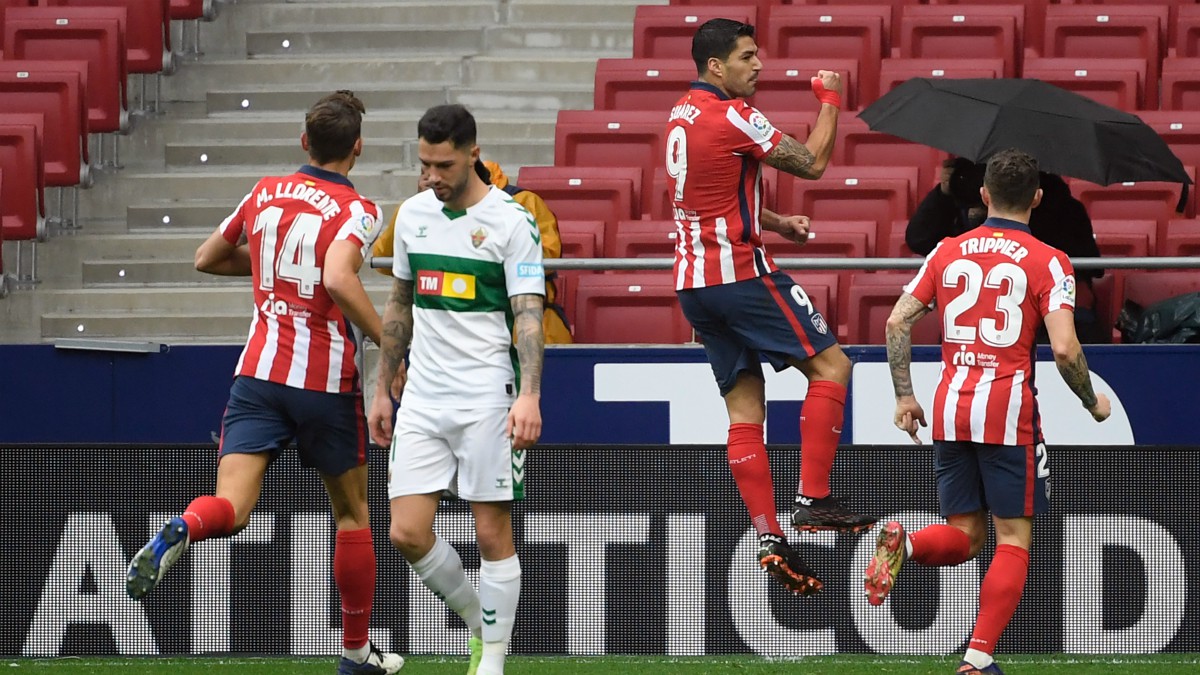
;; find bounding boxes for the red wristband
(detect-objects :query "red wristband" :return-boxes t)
[811,77,842,109]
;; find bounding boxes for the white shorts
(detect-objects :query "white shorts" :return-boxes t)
[387,404,525,502]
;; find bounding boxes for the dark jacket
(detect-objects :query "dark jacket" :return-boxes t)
[906,174,1103,281]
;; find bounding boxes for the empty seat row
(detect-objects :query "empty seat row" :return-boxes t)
[641,3,1200,109]
[563,266,1200,345]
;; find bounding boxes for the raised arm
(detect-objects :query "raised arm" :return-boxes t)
[761,71,840,180]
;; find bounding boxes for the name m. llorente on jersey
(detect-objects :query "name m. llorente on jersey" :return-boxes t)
[391,186,545,408]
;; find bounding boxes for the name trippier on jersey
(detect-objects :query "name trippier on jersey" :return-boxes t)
[254,181,342,221]
[959,235,1029,262]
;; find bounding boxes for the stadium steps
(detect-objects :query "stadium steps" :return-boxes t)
[5,0,667,343]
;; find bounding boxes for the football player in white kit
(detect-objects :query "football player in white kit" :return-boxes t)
[368,104,544,675]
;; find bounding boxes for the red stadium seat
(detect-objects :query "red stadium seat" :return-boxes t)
[884,220,920,258]
[877,57,1005,96]
[1071,0,1180,49]
[1042,5,1163,107]
[1069,173,1194,246]
[169,0,210,21]
[764,4,887,103]
[554,110,665,213]
[1179,5,1200,57]
[669,0,774,39]
[778,166,917,247]
[594,59,696,111]
[762,111,812,141]
[751,58,859,112]
[764,219,876,258]
[573,272,692,344]
[925,0,1050,58]
[4,7,128,133]
[0,1,35,48]
[516,166,640,257]
[633,5,757,59]
[558,220,604,260]
[0,60,88,187]
[612,219,677,258]
[793,0,909,51]
[1122,272,1200,327]
[1089,219,1155,258]
[0,113,45,241]
[1020,57,1144,111]
[1134,110,1200,170]
[899,4,1023,77]
[1161,218,1200,257]
[843,271,941,345]
[835,115,947,192]
[1161,58,1200,112]
[40,0,171,74]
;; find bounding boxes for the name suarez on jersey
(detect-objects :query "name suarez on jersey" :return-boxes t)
[255,181,343,221]
[669,102,702,124]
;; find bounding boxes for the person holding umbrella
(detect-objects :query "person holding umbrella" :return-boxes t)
[866,149,1112,675]
[905,158,1106,342]
[665,17,875,597]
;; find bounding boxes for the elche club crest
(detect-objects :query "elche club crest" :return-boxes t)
[471,227,488,248]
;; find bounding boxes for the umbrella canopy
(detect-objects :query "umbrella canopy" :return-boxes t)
[858,78,1192,189]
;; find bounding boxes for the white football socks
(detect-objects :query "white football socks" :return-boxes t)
[478,554,521,674]
[411,535,483,637]
[964,648,995,668]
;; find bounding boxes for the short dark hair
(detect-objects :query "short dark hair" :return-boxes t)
[305,90,365,164]
[417,104,477,149]
[984,149,1041,212]
[691,18,755,74]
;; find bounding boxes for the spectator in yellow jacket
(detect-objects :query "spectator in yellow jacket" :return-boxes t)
[373,160,573,344]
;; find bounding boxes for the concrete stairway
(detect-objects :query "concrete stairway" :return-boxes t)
[1,0,664,343]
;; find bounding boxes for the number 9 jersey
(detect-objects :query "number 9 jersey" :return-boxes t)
[903,219,1076,446]
[218,165,383,394]
[666,82,782,290]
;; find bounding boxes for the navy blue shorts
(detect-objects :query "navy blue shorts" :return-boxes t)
[219,376,367,477]
[677,271,839,395]
[934,440,1050,519]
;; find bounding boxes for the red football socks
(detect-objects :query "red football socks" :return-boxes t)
[798,380,847,499]
[908,524,973,566]
[334,528,376,650]
[970,544,1031,655]
[727,423,783,537]
[180,495,235,542]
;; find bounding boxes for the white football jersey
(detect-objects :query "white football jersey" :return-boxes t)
[393,186,545,408]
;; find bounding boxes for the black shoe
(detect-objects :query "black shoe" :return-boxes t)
[336,642,405,674]
[791,494,877,533]
[757,533,823,596]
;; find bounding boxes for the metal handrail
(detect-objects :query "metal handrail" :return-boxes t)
[370,256,1200,271]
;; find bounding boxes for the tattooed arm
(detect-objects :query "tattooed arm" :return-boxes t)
[511,293,545,396]
[375,278,414,397]
[508,293,545,449]
[885,292,933,443]
[885,293,933,398]
[1045,309,1110,421]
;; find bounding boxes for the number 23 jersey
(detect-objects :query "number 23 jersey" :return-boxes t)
[904,220,1076,446]
[219,165,382,394]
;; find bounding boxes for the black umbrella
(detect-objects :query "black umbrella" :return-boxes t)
[858,77,1191,209]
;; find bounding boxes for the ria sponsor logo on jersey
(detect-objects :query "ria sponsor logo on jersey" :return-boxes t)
[951,345,1000,368]
[417,270,476,299]
[258,292,312,318]
[959,234,1030,262]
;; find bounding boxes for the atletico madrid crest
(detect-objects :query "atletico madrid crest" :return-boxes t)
[471,227,488,248]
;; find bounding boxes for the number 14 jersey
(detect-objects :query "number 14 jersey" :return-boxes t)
[903,219,1076,446]
[219,165,382,394]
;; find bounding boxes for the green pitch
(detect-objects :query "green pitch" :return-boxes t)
[7,655,1200,675]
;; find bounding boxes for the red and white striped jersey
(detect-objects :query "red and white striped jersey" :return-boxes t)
[219,165,382,394]
[904,219,1076,445]
[666,82,781,290]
